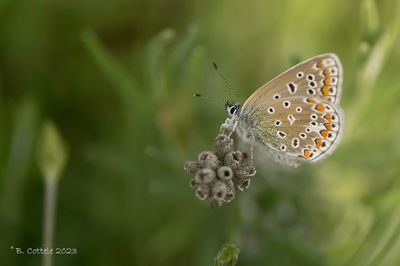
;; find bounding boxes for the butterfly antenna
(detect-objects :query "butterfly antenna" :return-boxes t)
[193,93,227,103]
[212,62,237,101]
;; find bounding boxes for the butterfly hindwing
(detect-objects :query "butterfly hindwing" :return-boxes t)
[247,96,344,163]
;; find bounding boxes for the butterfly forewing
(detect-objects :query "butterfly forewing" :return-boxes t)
[242,53,343,111]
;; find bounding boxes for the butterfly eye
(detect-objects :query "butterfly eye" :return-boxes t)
[227,104,240,116]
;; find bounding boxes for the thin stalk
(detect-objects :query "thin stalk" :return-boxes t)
[42,177,59,266]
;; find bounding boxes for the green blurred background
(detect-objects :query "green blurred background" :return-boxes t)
[1,0,400,265]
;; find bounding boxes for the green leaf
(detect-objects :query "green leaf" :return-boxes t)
[81,30,143,113]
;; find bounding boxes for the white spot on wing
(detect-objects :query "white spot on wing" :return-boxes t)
[323,58,335,66]
[277,131,286,138]
[283,100,291,108]
[292,138,299,148]
[307,88,316,95]
[288,114,296,125]
[287,83,296,94]
[310,114,318,120]
[299,133,307,139]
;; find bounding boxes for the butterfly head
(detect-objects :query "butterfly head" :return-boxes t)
[225,101,241,117]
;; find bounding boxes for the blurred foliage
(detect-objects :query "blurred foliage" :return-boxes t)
[214,243,240,266]
[1,0,400,265]
[37,120,68,182]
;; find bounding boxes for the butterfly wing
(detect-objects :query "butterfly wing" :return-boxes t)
[240,53,344,165]
[242,53,343,110]
[247,96,344,163]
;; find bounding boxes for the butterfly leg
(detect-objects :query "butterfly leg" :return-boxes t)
[220,118,234,134]
[227,121,238,138]
[250,134,255,167]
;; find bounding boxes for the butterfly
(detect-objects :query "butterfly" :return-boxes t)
[220,53,344,167]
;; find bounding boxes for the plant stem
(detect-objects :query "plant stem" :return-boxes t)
[42,177,59,266]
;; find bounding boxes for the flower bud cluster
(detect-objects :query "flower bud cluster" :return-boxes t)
[184,134,256,206]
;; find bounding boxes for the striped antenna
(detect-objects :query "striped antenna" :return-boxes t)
[193,93,227,103]
[212,62,237,101]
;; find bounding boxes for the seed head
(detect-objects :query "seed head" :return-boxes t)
[184,133,257,206]
[194,168,216,184]
[217,166,233,181]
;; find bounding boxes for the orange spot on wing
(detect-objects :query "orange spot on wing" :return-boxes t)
[324,77,332,85]
[303,149,311,158]
[321,86,330,95]
[315,103,325,112]
[322,96,331,102]
[324,114,332,121]
[314,138,322,149]
[323,69,331,76]
[316,61,323,68]
[320,130,329,138]
[324,123,332,130]
[306,98,316,103]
